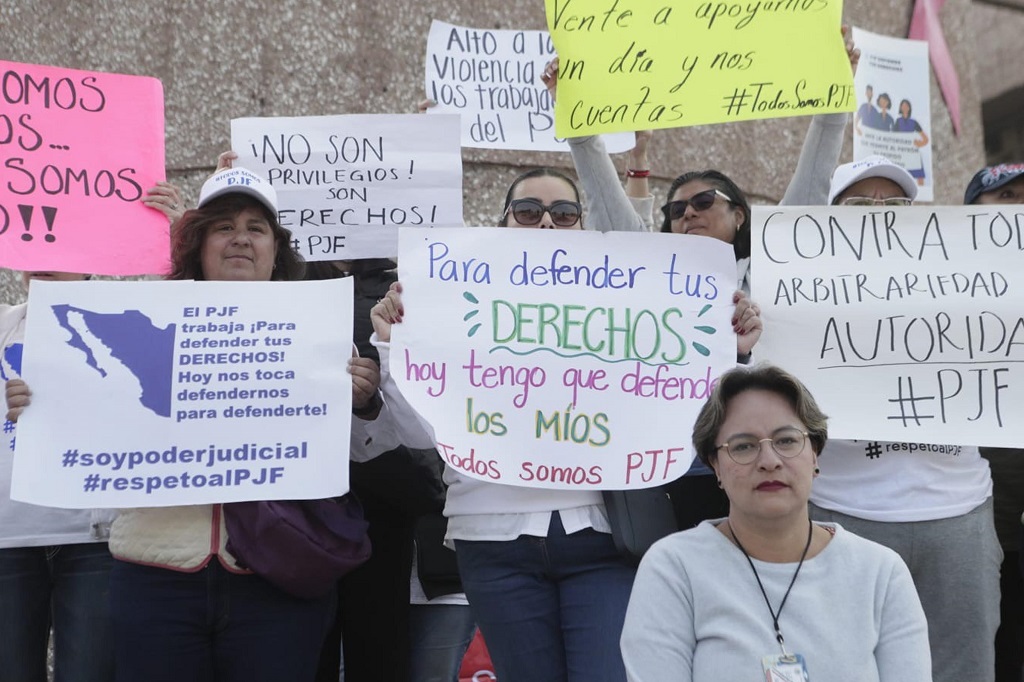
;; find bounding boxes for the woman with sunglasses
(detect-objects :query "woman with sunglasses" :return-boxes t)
[544,27,858,535]
[368,162,654,682]
[620,364,931,681]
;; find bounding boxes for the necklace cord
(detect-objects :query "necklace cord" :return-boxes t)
[727,518,814,652]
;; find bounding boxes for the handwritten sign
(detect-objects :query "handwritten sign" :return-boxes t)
[544,0,855,136]
[12,279,353,508]
[425,20,634,152]
[231,114,463,261]
[0,61,167,275]
[392,227,737,490]
[851,28,933,202]
[751,205,1024,446]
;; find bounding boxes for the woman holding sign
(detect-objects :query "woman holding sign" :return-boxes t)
[6,167,389,682]
[620,364,931,681]
[542,26,859,538]
[366,165,716,682]
[806,157,1001,682]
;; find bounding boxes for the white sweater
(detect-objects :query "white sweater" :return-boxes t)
[621,521,931,682]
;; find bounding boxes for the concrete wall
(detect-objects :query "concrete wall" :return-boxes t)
[0,0,989,303]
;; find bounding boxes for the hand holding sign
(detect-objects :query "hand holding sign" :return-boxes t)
[5,378,30,423]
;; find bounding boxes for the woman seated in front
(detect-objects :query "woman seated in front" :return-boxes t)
[620,364,931,682]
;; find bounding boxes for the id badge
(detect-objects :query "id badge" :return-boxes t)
[762,653,809,682]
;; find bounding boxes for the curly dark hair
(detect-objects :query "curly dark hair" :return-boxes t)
[499,168,582,227]
[659,170,752,260]
[168,194,304,281]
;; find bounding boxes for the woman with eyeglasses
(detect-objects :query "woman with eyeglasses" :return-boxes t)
[498,168,588,230]
[367,159,652,681]
[620,364,931,682]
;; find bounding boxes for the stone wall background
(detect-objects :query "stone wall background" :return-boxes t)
[0,0,1005,304]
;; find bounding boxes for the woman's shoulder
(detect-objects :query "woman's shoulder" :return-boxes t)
[644,519,728,562]
[825,522,908,571]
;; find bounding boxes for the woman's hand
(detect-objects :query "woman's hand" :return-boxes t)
[5,379,31,423]
[349,352,381,418]
[370,281,404,343]
[842,24,860,75]
[215,150,238,174]
[541,57,559,101]
[733,290,763,357]
[416,98,436,113]
[142,181,185,223]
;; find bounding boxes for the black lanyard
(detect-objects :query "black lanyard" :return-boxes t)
[727,519,813,655]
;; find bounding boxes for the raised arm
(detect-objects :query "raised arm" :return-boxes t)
[542,58,647,234]
[781,26,860,207]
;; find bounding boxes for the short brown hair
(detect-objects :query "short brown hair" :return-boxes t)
[692,364,828,467]
[169,194,305,281]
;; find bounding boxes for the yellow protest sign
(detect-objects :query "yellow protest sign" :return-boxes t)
[545,0,855,136]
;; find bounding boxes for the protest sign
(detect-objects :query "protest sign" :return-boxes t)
[425,20,634,152]
[12,278,353,508]
[852,28,933,202]
[0,60,167,275]
[751,205,1024,446]
[392,227,737,490]
[544,0,855,136]
[231,114,463,261]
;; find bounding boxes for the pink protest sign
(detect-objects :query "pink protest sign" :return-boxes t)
[0,61,168,275]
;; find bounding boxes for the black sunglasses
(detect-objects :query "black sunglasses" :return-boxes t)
[504,198,582,228]
[660,189,733,221]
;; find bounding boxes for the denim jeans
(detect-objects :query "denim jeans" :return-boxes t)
[110,559,335,682]
[454,513,636,682]
[408,603,476,682]
[0,542,115,682]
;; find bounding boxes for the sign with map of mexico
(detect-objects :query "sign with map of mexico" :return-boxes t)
[12,278,353,507]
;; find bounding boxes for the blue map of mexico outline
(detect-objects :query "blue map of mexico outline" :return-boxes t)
[11,279,352,509]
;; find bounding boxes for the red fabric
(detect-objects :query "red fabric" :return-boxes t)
[459,630,497,682]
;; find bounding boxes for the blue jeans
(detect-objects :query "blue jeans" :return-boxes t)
[454,514,636,682]
[110,559,335,682]
[0,542,115,682]
[408,603,476,682]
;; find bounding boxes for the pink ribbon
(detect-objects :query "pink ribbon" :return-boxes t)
[908,0,961,135]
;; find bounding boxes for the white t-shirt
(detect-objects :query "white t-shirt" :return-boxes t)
[0,303,109,548]
[810,437,992,522]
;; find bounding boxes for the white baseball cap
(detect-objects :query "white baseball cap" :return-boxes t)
[197,167,278,215]
[827,155,918,205]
